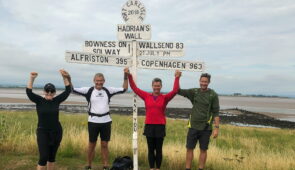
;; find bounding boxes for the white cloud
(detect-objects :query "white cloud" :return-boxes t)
[0,0,294,95]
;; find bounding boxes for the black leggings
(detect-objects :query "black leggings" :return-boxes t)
[146,137,164,169]
[37,129,62,166]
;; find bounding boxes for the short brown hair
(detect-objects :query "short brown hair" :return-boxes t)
[93,73,105,80]
[152,78,162,85]
[200,73,211,82]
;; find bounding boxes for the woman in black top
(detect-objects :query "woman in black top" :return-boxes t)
[26,69,71,170]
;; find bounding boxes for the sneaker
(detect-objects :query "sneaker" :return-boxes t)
[84,166,92,170]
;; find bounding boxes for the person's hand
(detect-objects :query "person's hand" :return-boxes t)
[175,70,182,77]
[124,67,130,75]
[60,69,70,78]
[30,72,38,79]
[212,128,219,138]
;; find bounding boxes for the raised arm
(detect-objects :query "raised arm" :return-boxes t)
[60,69,71,86]
[26,72,42,103]
[164,70,181,102]
[27,72,38,89]
[124,67,148,100]
[54,69,72,103]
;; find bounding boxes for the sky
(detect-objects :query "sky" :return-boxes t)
[0,0,295,96]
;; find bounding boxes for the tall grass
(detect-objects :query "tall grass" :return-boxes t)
[0,110,294,170]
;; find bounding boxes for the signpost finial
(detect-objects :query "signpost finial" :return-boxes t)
[122,0,146,24]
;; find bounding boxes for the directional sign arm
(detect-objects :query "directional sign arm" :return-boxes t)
[83,41,133,57]
[137,50,184,57]
[65,51,132,67]
[138,58,204,72]
[136,41,184,57]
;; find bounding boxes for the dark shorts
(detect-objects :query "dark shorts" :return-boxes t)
[143,124,166,138]
[186,128,212,150]
[36,127,62,165]
[88,121,112,142]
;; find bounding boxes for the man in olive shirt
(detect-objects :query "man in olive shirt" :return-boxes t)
[178,73,220,170]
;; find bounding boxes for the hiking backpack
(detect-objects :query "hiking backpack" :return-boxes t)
[110,156,133,170]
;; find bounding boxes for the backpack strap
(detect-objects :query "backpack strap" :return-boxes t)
[88,112,110,117]
[74,86,112,115]
[86,87,94,103]
[102,87,111,103]
[85,87,113,116]
[85,87,95,113]
[85,87,111,103]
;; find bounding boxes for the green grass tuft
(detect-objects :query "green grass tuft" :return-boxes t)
[0,110,294,170]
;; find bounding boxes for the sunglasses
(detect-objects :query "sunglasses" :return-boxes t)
[45,89,56,93]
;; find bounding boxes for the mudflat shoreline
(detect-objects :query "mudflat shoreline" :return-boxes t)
[0,104,294,129]
[1,88,295,127]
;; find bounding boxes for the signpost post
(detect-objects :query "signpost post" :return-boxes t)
[131,40,138,169]
[65,0,205,169]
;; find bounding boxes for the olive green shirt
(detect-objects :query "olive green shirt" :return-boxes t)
[178,88,220,130]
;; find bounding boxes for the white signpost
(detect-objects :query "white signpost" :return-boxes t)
[65,0,205,169]
[137,41,184,57]
[138,58,204,71]
[138,50,184,57]
[117,24,151,40]
[121,0,146,24]
[83,41,133,56]
[65,51,132,67]
[137,41,184,50]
